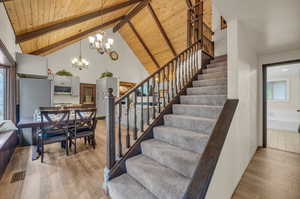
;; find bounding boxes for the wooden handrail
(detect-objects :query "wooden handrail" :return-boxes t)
[183,99,239,199]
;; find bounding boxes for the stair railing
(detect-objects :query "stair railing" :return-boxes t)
[103,41,204,187]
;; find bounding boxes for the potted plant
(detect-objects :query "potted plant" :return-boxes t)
[56,69,73,76]
[99,72,113,79]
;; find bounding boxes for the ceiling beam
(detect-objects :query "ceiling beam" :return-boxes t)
[113,0,149,33]
[15,0,142,44]
[30,16,124,56]
[147,3,177,56]
[128,20,160,69]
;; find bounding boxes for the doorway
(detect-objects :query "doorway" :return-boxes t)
[263,60,300,153]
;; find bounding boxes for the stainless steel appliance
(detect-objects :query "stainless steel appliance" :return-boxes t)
[19,78,52,119]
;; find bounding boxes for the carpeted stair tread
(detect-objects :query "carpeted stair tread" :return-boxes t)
[108,174,158,199]
[173,104,223,118]
[141,139,200,178]
[180,94,227,106]
[192,78,227,87]
[202,66,227,74]
[198,71,227,80]
[126,155,190,199]
[187,85,227,95]
[153,126,209,153]
[164,114,216,134]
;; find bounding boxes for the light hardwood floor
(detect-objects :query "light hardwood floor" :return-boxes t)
[267,129,300,154]
[0,121,111,199]
[232,148,300,199]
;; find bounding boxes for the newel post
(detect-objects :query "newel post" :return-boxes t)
[103,88,115,193]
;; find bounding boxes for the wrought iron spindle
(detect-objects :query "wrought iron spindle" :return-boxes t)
[133,90,137,140]
[171,61,174,98]
[163,67,166,108]
[140,85,144,132]
[157,72,161,113]
[178,55,182,90]
[118,103,122,158]
[147,80,150,125]
[167,64,170,103]
[126,96,130,148]
[152,76,156,119]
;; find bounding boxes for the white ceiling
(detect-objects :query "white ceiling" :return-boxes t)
[214,0,300,55]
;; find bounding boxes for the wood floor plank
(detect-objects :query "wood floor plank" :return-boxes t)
[232,148,300,199]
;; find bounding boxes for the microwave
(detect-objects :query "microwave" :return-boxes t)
[53,76,73,95]
[54,85,72,95]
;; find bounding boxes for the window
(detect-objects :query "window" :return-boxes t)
[267,80,288,101]
[0,68,6,120]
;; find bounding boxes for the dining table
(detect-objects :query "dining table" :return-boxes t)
[17,114,105,160]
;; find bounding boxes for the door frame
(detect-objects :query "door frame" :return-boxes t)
[262,59,300,148]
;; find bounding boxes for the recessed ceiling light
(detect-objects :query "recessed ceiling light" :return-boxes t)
[282,68,289,72]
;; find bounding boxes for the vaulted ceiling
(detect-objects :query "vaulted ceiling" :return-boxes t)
[4,0,212,73]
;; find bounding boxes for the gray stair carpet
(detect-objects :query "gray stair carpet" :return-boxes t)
[108,55,228,199]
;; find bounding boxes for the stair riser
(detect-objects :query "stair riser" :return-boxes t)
[198,72,226,80]
[210,57,227,64]
[202,67,227,74]
[187,86,227,95]
[141,140,199,178]
[164,115,215,134]
[173,105,222,119]
[180,95,226,106]
[108,174,157,199]
[153,127,209,153]
[193,79,227,87]
[126,156,189,199]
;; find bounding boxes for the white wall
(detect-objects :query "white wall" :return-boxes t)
[0,3,22,60]
[46,28,149,85]
[205,20,259,199]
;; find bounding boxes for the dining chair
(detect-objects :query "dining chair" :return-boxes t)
[69,108,97,153]
[39,110,70,162]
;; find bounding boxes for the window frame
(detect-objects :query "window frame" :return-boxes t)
[267,79,289,102]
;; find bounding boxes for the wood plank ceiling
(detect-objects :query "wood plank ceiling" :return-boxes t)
[4,0,212,73]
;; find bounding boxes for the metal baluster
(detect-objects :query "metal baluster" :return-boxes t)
[140,85,144,132]
[178,55,182,91]
[177,55,183,92]
[152,76,156,119]
[147,80,150,125]
[133,90,137,140]
[171,61,174,98]
[167,64,170,103]
[163,68,166,108]
[193,45,197,76]
[182,52,186,87]
[158,72,161,113]
[188,51,191,82]
[126,96,130,148]
[118,103,122,157]
[175,59,178,95]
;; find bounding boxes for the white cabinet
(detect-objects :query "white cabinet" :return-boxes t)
[16,53,48,78]
[71,77,80,97]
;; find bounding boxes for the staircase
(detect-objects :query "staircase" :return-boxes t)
[108,55,228,199]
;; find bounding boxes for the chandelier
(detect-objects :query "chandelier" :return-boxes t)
[88,32,114,55]
[88,0,119,61]
[71,40,89,70]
